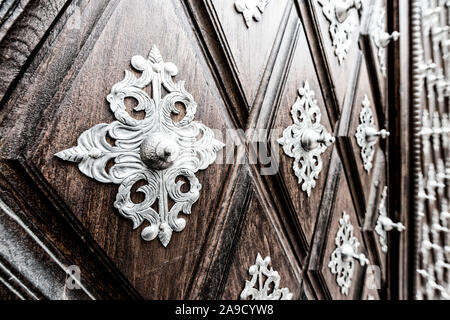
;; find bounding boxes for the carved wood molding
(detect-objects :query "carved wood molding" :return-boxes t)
[0,159,141,299]
[355,94,390,173]
[0,0,71,105]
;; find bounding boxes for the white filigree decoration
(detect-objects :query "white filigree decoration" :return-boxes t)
[329,212,369,295]
[375,187,389,253]
[355,95,389,172]
[278,81,335,197]
[240,253,293,300]
[235,0,270,28]
[55,45,224,247]
[375,186,406,253]
[317,0,361,64]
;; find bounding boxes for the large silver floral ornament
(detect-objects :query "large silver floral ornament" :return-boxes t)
[371,8,400,77]
[317,0,362,64]
[328,212,369,295]
[355,95,389,172]
[278,81,335,197]
[55,45,224,247]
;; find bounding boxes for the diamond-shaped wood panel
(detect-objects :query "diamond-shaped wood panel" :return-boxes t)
[308,151,370,299]
[27,0,234,299]
[272,21,335,247]
[210,0,290,109]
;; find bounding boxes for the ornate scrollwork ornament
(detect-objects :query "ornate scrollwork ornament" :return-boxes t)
[235,0,270,28]
[355,95,390,172]
[329,212,369,295]
[240,253,293,300]
[371,8,400,77]
[432,112,443,151]
[317,0,362,64]
[278,81,335,197]
[375,187,405,253]
[55,45,224,247]
[417,268,450,300]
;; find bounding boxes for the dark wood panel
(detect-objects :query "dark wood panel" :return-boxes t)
[0,160,141,299]
[308,151,369,299]
[209,0,289,109]
[0,0,119,158]
[191,162,253,299]
[29,0,234,299]
[0,0,405,300]
[0,0,32,42]
[338,56,387,222]
[307,0,370,111]
[221,183,303,300]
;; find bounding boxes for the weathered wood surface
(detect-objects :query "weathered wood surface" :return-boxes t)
[0,0,405,300]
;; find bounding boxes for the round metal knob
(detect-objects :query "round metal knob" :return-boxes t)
[340,243,369,266]
[364,127,390,143]
[335,0,362,23]
[140,133,179,170]
[379,216,405,232]
[300,129,335,152]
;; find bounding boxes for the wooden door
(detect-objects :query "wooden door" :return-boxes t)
[0,0,406,300]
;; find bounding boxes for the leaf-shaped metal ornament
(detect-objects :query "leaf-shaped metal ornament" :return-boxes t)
[355,95,389,173]
[328,212,369,295]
